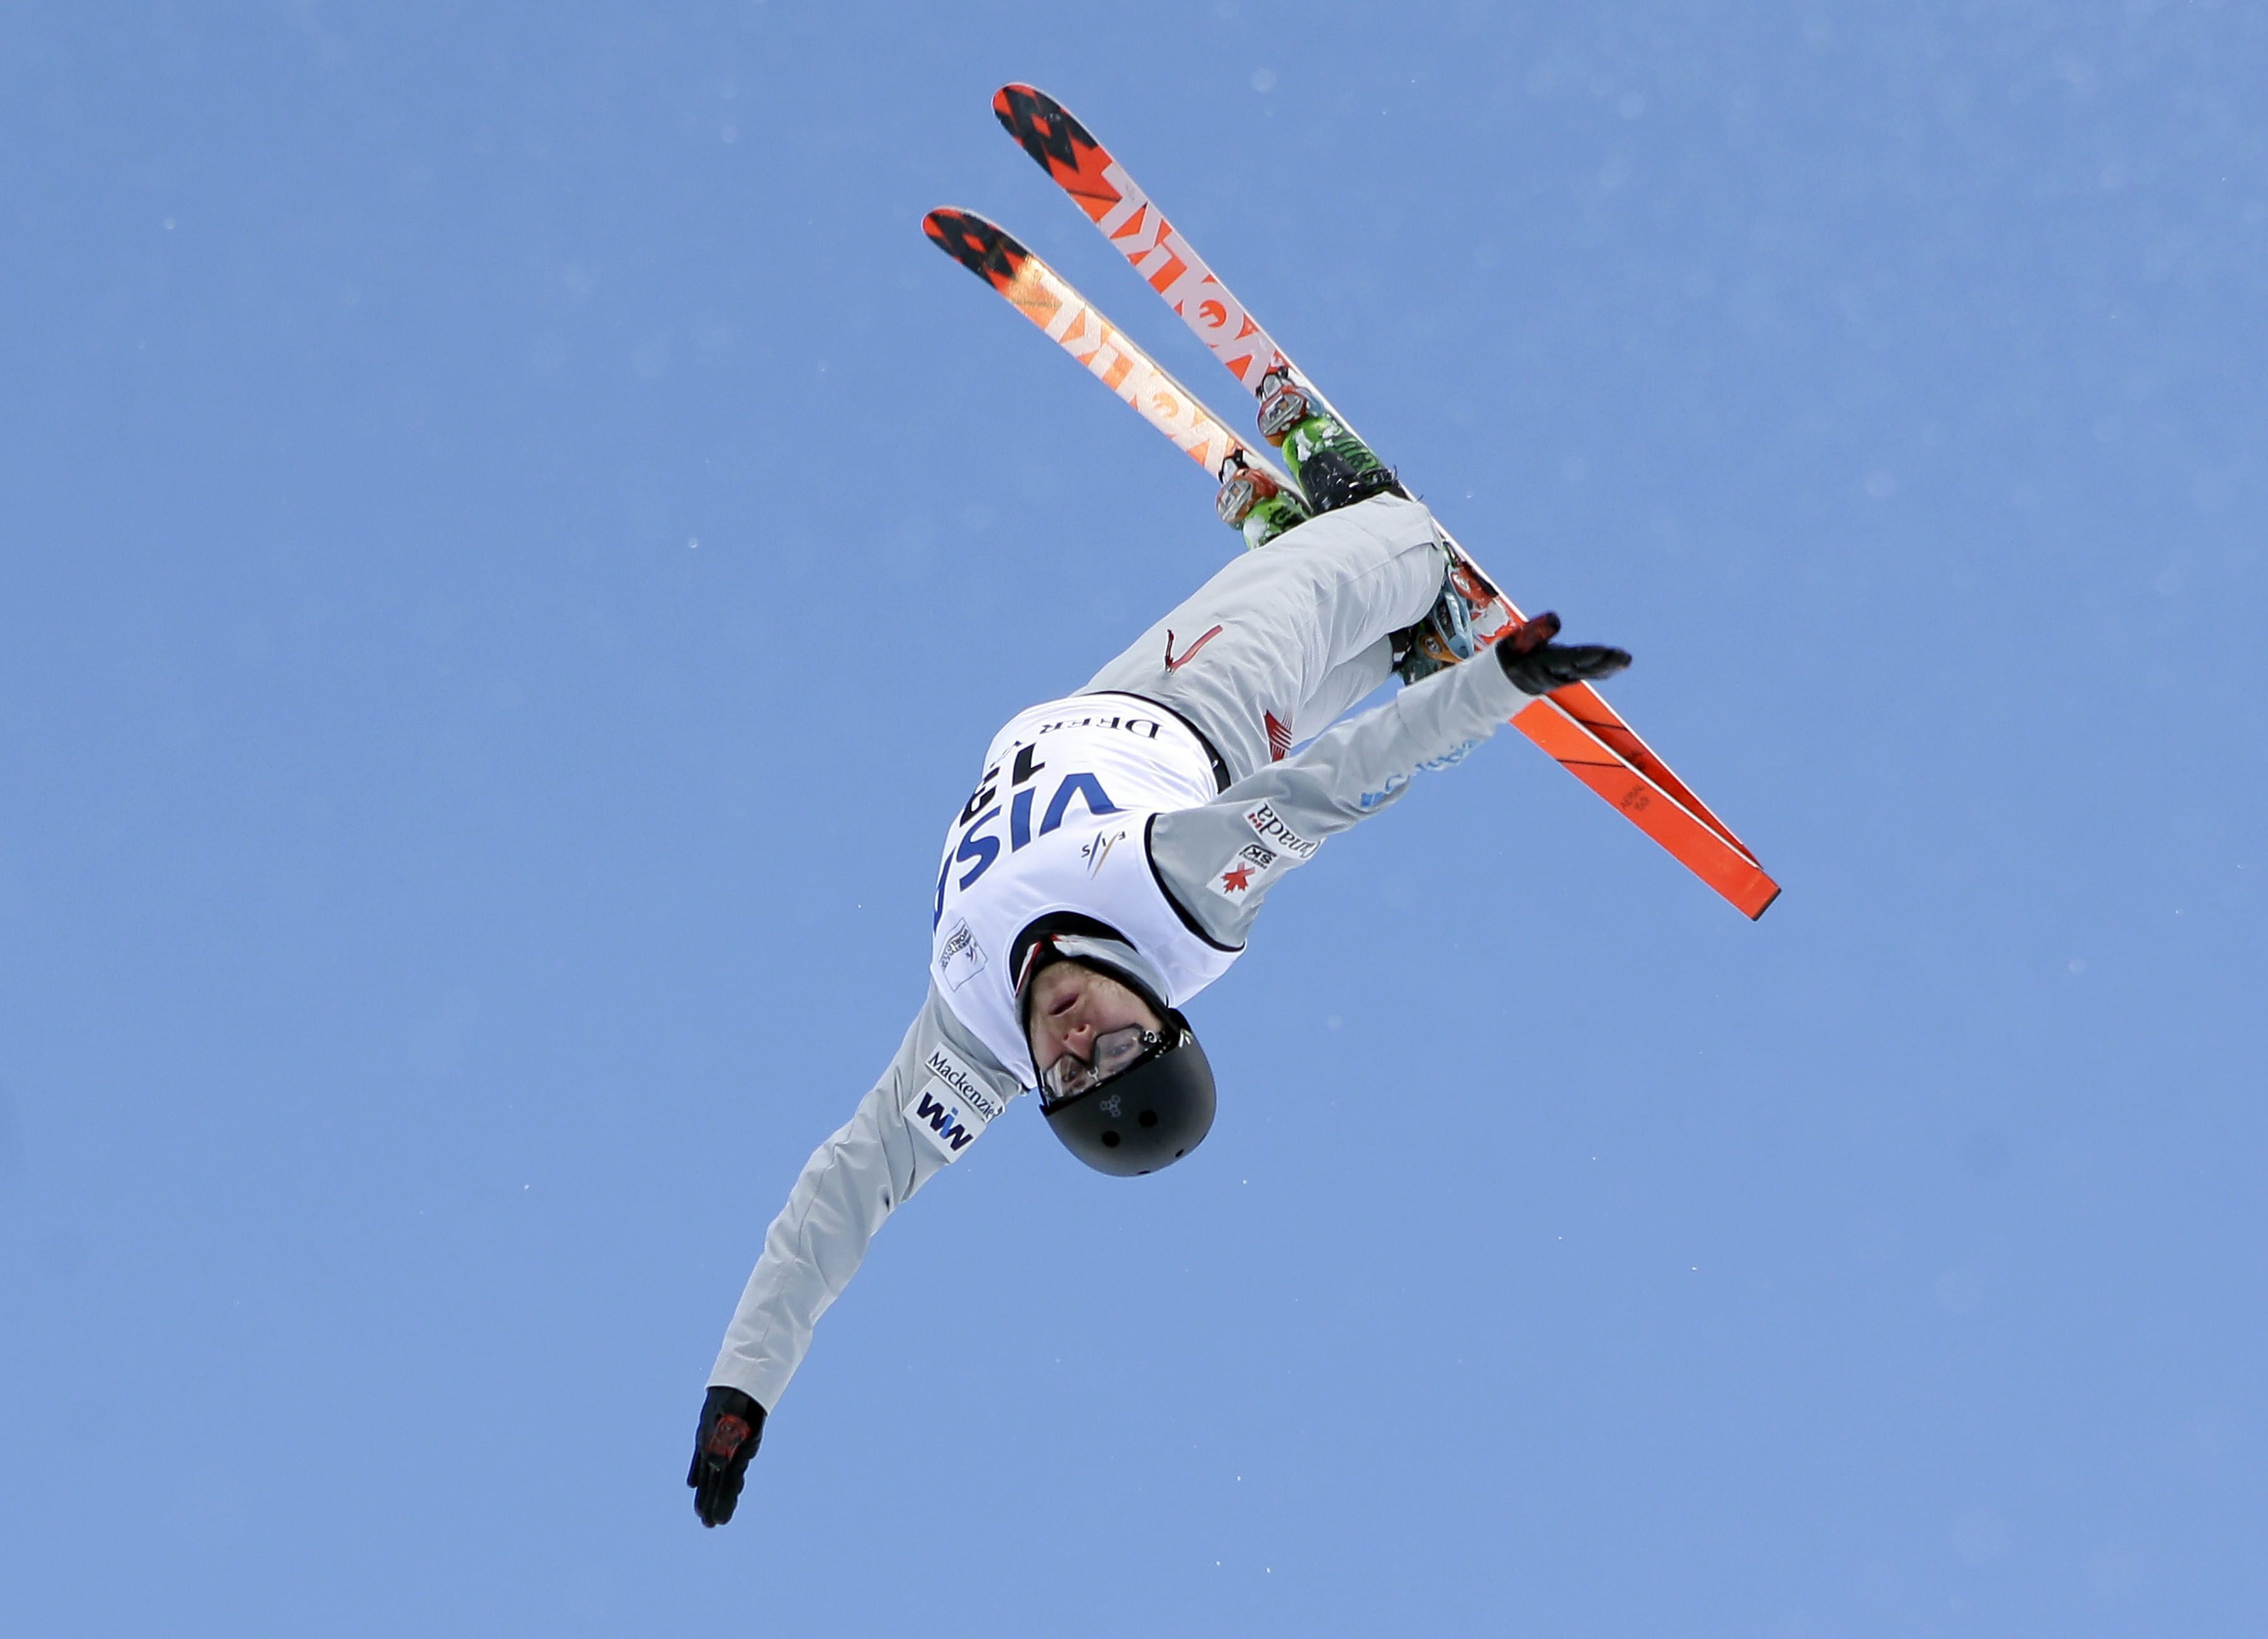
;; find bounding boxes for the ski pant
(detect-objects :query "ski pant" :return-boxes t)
[1082,492,1451,786]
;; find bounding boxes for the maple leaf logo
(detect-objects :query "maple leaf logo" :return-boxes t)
[1220,864,1252,894]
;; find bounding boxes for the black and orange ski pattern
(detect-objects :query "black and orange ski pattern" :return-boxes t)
[995,83,1120,219]
[923,207,1026,293]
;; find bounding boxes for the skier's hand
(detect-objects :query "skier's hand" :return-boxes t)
[1494,612,1631,695]
[687,1385,766,1528]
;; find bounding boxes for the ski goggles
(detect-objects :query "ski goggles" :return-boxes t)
[1041,1025,1173,1104]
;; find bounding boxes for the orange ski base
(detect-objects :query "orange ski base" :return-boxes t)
[1512,695,1780,919]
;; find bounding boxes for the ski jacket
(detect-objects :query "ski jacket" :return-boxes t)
[707,643,1533,1411]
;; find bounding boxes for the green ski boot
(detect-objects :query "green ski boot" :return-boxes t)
[1256,370,1402,513]
[1214,452,1314,549]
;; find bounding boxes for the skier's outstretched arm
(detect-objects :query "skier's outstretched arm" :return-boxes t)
[689,986,1020,1526]
[1147,620,1629,943]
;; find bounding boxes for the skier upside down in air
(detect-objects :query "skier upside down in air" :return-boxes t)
[687,398,1630,1527]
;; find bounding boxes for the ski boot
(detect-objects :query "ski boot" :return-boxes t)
[1256,369,1403,513]
[1214,451,1314,550]
[1391,554,1505,686]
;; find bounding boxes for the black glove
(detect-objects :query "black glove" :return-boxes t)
[687,1385,766,1528]
[1494,611,1631,695]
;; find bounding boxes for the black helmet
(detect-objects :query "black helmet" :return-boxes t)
[1014,917,1217,1178]
[1038,1016,1216,1177]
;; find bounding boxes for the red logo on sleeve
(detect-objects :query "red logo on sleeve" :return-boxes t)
[1164,625,1223,673]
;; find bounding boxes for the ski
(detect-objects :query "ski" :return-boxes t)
[988,83,1777,918]
[921,207,1295,505]
[923,205,1777,920]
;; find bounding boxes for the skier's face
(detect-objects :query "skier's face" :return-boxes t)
[1025,962,1163,1085]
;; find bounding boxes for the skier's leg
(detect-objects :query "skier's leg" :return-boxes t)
[1081,491,1447,783]
[1294,638,1396,741]
[1226,375,1500,687]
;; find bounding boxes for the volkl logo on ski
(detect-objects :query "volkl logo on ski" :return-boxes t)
[1092,167,1278,391]
[1037,285,1236,469]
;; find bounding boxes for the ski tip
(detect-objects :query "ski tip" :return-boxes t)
[920,206,1030,287]
[992,82,1056,118]
[1744,880,1782,921]
[992,83,1100,174]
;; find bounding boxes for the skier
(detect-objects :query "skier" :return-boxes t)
[687,400,1630,1527]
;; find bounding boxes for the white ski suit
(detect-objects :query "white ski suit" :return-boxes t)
[707,494,1537,1410]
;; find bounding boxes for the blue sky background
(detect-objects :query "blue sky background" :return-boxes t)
[4,3,2264,1634]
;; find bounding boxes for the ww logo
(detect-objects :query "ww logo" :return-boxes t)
[911,1088,979,1158]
